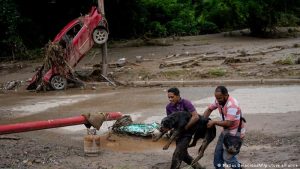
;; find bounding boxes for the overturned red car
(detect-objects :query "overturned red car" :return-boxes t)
[27,6,108,90]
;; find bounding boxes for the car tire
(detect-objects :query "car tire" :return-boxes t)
[92,28,108,44]
[50,75,67,90]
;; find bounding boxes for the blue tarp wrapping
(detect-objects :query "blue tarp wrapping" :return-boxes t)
[115,122,160,136]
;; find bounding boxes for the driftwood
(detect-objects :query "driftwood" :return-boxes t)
[182,61,201,68]
[164,52,206,60]
[164,54,180,60]
[202,56,226,61]
[246,47,283,56]
[223,57,262,64]
[160,56,203,68]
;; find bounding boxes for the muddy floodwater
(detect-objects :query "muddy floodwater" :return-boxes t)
[0,85,299,169]
[1,86,300,135]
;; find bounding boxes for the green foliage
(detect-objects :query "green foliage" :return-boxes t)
[199,21,219,34]
[149,21,167,37]
[167,8,199,35]
[273,55,296,65]
[1,0,300,61]
[162,69,188,79]
[208,68,226,77]
[0,0,27,60]
[140,0,198,36]
[278,13,300,27]
[199,0,246,31]
[243,0,300,36]
[0,0,40,60]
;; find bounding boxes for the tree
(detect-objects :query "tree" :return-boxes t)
[243,0,300,36]
[0,0,26,60]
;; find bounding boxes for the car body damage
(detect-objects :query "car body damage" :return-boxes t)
[27,6,109,91]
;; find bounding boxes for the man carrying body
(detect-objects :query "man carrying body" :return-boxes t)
[204,86,245,169]
[165,87,202,169]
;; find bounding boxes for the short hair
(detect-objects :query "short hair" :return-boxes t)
[215,86,228,95]
[168,87,180,96]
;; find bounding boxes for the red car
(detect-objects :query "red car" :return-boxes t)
[27,6,108,90]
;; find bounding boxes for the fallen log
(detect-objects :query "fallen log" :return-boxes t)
[159,56,203,68]
[223,57,262,64]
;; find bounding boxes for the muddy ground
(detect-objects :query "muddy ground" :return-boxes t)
[1,29,300,86]
[0,31,300,169]
[1,112,300,169]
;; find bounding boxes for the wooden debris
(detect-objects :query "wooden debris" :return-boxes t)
[160,56,203,68]
[182,61,201,68]
[202,56,226,61]
[223,57,262,64]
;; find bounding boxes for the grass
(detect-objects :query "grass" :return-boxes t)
[138,69,152,80]
[208,68,226,77]
[161,69,188,78]
[273,55,295,65]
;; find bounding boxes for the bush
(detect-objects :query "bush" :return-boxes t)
[199,21,219,34]
[243,0,300,36]
[273,56,295,65]
[278,13,300,27]
[149,21,167,37]
[167,20,187,35]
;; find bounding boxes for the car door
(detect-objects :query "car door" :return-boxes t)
[73,18,92,61]
[63,22,83,67]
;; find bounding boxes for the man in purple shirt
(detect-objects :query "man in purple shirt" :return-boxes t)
[166,87,199,130]
[165,87,202,169]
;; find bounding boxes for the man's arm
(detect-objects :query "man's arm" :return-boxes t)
[184,111,199,130]
[203,108,213,118]
[207,120,233,128]
[204,107,233,128]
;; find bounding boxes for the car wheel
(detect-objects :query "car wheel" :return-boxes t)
[50,75,67,90]
[92,28,108,44]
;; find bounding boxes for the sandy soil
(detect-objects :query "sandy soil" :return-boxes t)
[0,31,300,169]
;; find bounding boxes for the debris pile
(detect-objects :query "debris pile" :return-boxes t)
[27,41,76,91]
[43,41,69,76]
[3,80,22,90]
[111,115,160,137]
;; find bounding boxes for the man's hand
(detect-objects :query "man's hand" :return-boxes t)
[184,111,199,130]
[207,120,215,128]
